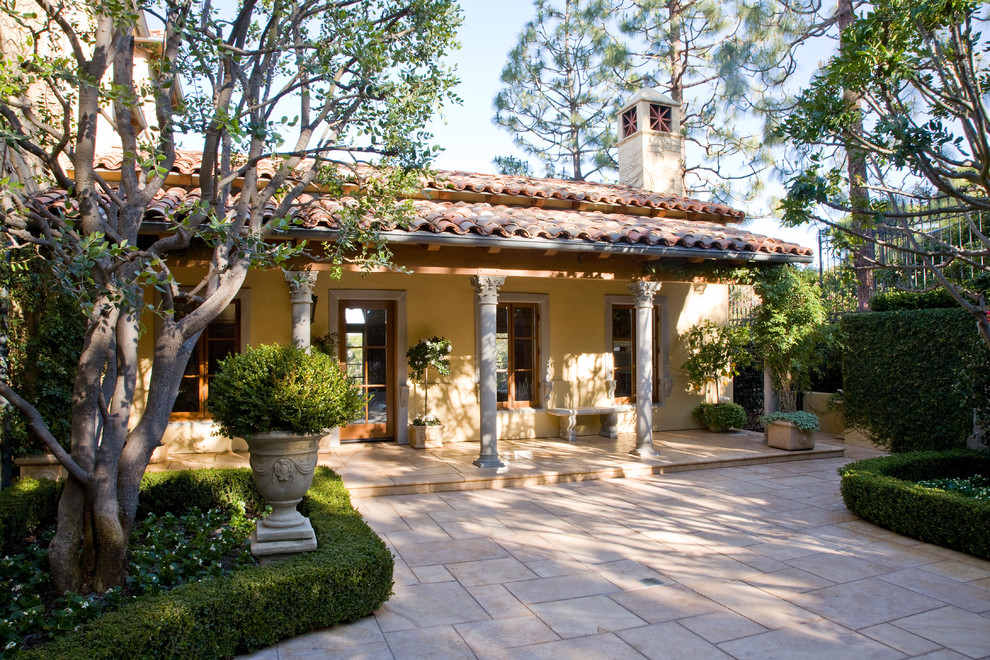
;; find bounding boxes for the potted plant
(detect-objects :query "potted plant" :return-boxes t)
[693,401,748,432]
[759,411,820,450]
[407,336,452,449]
[209,344,364,559]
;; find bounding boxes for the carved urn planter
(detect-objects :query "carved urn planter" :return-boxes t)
[410,424,444,449]
[245,431,321,559]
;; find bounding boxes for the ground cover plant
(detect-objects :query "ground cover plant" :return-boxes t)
[839,450,990,559]
[1,468,393,659]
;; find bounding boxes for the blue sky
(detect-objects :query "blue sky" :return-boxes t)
[428,0,825,258]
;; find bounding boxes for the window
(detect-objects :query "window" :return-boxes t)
[621,107,638,138]
[649,103,671,132]
[496,303,538,408]
[610,303,665,404]
[172,301,241,417]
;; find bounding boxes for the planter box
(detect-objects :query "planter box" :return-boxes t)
[767,421,815,451]
[15,454,67,481]
[410,425,443,449]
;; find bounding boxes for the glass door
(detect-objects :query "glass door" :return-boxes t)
[339,300,394,441]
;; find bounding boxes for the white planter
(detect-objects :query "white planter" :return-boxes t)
[245,431,321,560]
[767,421,815,451]
[410,425,443,449]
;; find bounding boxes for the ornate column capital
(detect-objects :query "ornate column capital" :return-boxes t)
[471,275,506,305]
[627,280,661,306]
[285,270,319,304]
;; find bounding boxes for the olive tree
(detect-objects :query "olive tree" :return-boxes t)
[0,0,459,594]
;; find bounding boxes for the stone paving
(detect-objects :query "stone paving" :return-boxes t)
[239,449,990,660]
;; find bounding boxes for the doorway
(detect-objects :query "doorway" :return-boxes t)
[339,300,395,441]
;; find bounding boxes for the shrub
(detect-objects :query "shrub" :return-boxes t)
[0,478,61,555]
[841,308,983,451]
[4,468,393,659]
[839,450,990,559]
[692,402,747,432]
[870,289,959,311]
[209,344,365,438]
[759,410,820,433]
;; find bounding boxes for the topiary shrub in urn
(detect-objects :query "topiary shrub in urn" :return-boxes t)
[209,344,364,560]
[407,336,452,449]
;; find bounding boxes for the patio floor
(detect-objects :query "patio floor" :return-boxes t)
[148,429,860,498]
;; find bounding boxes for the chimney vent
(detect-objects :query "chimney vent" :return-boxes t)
[617,89,683,196]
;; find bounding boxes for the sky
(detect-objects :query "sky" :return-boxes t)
[426,0,825,261]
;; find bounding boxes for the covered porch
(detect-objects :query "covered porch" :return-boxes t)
[147,430,866,499]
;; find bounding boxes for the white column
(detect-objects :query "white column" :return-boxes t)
[471,275,505,468]
[628,281,661,457]
[285,271,318,349]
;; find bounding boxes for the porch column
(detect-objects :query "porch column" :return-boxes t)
[471,275,506,469]
[285,271,318,349]
[628,280,661,457]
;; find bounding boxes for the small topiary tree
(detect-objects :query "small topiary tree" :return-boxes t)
[406,336,452,425]
[679,320,751,403]
[208,344,365,439]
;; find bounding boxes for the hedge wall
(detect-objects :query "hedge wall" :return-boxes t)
[841,307,984,452]
[4,468,393,659]
[839,451,990,559]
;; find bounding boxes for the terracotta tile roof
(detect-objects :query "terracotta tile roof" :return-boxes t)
[32,187,812,257]
[90,149,745,221]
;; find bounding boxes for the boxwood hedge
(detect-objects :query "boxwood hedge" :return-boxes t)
[839,450,990,559]
[3,467,393,659]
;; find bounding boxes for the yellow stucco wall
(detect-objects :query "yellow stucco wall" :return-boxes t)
[139,267,730,453]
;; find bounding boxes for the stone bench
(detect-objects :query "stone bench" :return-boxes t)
[546,405,634,442]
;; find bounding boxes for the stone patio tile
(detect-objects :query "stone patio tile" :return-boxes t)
[683,578,822,630]
[504,571,620,604]
[785,550,892,583]
[588,559,671,591]
[374,582,490,632]
[801,523,881,548]
[722,547,791,574]
[747,534,841,561]
[539,532,630,564]
[475,632,645,660]
[447,557,539,587]
[455,615,559,653]
[909,651,974,660]
[784,577,943,630]
[494,532,562,563]
[466,584,532,620]
[395,537,510,568]
[617,621,734,659]
[383,626,474,660]
[524,557,586,578]
[384,526,453,546]
[719,619,905,660]
[439,519,517,540]
[274,616,387,655]
[879,567,990,613]
[678,610,769,643]
[608,583,724,623]
[853,541,945,570]
[859,622,943,656]
[891,606,990,658]
[528,594,647,638]
[236,647,279,660]
[743,566,836,598]
[921,560,990,583]
[282,641,393,660]
[410,564,454,584]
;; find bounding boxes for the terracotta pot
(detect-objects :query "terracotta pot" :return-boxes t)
[410,424,443,449]
[245,431,321,558]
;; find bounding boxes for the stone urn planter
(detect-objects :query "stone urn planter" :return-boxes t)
[766,420,815,451]
[208,343,365,562]
[245,432,322,557]
[410,424,444,449]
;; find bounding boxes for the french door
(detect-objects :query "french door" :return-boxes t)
[338,300,396,441]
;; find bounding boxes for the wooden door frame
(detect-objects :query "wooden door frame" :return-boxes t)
[338,299,395,440]
[327,290,409,444]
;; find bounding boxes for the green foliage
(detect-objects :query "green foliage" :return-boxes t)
[2,251,85,454]
[679,321,751,401]
[841,308,985,452]
[870,289,960,311]
[750,266,829,411]
[692,402,746,432]
[208,344,365,439]
[407,336,452,421]
[0,478,61,556]
[759,411,820,433]
[916,475,990,501]
[9,468,393,659]
[839,451,990,559]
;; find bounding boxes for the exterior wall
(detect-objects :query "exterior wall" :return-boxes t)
[135,263,729,453]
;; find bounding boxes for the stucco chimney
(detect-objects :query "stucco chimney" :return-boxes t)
[617,89,684,196]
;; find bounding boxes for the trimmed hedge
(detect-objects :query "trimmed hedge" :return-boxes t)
[870,289,959,311]
[841,307,984,451]
[839,450,990,559]
[2,468,393,659]
[0,478,61,555]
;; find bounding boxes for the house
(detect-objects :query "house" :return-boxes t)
[72,91,813,467]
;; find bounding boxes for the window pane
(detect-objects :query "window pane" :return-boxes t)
[367,348,387,385]
[367,315,387,347]
[615,371,633,399]
[496,335,509,370]
[513,306,535,338]
[345,330,364,347]
[514,372,533,403]
[207,339,236,375]
[367,387,387,423]
[612,308,632,339]
[496,305,508,334]
[496,371,509,402]
[208,322,236,339]
[174,377,200,412]
[513,338,534,369]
